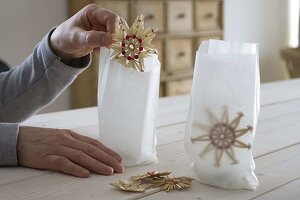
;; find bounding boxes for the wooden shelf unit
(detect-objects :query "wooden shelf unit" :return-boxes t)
[281,48,300,78]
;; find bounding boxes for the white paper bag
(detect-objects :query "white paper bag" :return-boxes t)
[185,40,260,190]
[98,47,160,166]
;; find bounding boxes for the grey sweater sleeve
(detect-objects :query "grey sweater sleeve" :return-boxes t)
[0,29,91,166]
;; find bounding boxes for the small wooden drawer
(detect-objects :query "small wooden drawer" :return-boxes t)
[166,39,193,71]
[167,0,193,32]
[152,39,164,70]
[96,0,129,21]
[136,1,164,32]
[166,79,193,96]
[195,1,221,31]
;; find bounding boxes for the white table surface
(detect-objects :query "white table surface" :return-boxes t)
[1,79,300,200]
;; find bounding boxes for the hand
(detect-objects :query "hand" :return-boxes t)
[50,4,119,62]
[17,126,124,178]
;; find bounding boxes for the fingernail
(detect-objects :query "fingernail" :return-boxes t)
[119,165,125,173]
[115,165,124,173]
[105,167,114,175]
[101,34,112,46]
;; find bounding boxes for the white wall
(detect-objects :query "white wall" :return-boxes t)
[289,0,300,47]
[224,0,290,82]
[0,0,70,113]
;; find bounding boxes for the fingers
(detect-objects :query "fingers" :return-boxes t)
[54,146,114,175]
[63,133,124,173]
[68,130,122,163]
[83,30,113,47]
[42,155,90,178]
[17,126,123,178]
[49,4,119,60]
[88,4,119,34]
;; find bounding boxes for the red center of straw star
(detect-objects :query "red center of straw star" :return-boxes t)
[121,35,143,60]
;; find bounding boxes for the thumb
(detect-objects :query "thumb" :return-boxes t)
[80,30,113,48]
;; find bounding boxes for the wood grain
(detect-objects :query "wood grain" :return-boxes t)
[1,79,300,199]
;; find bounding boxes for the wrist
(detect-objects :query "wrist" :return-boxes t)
[49,29,72,63]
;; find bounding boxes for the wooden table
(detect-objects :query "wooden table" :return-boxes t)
[1,79,300,200]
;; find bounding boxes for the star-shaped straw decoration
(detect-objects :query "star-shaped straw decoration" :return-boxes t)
[111,15,157,72]
[152,177,194,192]
[110,171,193,193]
[110,179,152,193]
[131,171,171,181]
[191,108,253,167]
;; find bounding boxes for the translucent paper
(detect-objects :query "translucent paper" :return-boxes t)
[185,40,260,190]
[98,47,160,166]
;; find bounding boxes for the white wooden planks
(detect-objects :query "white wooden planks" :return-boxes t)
[139,144,300,200]
[1,79,300,199]
[2,126,300,200]
[22,78,300,129]
[253,178,300,200]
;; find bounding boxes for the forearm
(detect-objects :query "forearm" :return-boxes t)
[0,29,90,123]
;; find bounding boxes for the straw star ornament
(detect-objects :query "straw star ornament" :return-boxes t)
[152,176,194,192]
[131,171,171,181]
[111,15,158,72]
[110,171,193,193]
[191,108,253,167]
[110,179,152,193]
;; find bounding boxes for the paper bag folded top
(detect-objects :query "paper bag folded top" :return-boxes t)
[185,40,260,190]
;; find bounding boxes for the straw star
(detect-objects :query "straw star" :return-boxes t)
[191,108,253,167]
[110,179,152,193]
[152,177,194,192]
[131,171,171,181]
[111,15,157,72]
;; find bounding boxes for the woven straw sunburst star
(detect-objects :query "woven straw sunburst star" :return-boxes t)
[111,15,157,72]
[110,179,152,193]
[191,108,253,167]
[152,176,194,192]
[131,171,171,181]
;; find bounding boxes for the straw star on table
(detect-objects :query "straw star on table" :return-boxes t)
[110,179,152,193]
[111,15,158,72]
[131,171,171,181]
[191,108,253,167]
[152,176,194,192]
[110,171,193,193]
